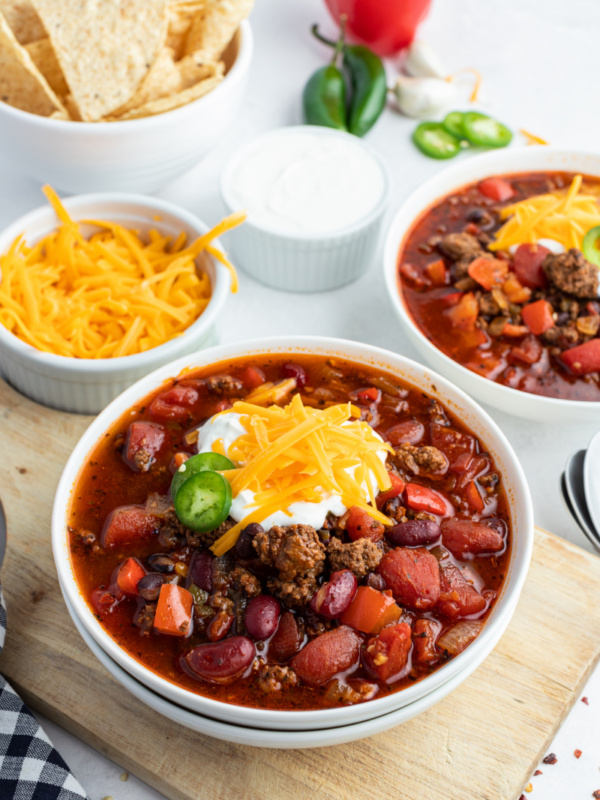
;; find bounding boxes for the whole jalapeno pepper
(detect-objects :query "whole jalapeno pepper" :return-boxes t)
[303,25,348,131]
[311,24,387,137]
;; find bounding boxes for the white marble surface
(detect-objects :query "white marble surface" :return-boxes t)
[2,0,600,797]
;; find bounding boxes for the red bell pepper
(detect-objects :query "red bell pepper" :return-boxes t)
[561,339,600,375]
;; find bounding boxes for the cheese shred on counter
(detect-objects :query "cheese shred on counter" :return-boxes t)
[0,186,245,359]
[210,394,395,556]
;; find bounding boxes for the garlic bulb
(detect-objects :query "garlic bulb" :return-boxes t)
[393,77,456,119]
[404,41,447,80]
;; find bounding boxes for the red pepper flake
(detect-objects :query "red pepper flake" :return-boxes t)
[582,696,590,705]
[534,770,543,776]
[574,749,582,759]
[543,753,558,764]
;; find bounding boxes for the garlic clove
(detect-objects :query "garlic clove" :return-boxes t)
[393,76,457,119]
[404,41,447,80]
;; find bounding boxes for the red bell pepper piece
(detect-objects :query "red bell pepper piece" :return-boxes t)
[521,299,555,335]
[376,472,405,508]
[339,586,402,634]
[468,257,509,290]
[561,339,600,375]
[404,483,448,516]
[154,584,193,637]
[477,178,515,202]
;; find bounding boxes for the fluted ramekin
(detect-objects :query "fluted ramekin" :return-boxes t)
[220,126,391,292]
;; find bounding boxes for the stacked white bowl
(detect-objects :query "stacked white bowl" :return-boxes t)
[51,337,534,747]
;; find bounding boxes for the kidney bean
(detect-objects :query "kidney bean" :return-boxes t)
[186,549,213,592]
[245,595,281,640]
[146,554,175,574]
[484,517,508,538]
[207,611,235,642]
[292,626,362,687]
[385,520,441,548]
[183,637,255,684]
[364,572,386,591]
[310,570,358,619]
[282,362,308,389]
[386,419,425,446]
[441,519,504,559]
[234,523,264,560]
[268,612,303,663]
[137,572,166,601]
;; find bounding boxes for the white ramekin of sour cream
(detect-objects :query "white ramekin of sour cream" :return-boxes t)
[220,126,391,292]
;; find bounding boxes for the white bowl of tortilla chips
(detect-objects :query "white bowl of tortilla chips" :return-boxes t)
[0,0,253,193]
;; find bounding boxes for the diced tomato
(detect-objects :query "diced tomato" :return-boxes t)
[521,299,554,335]
[412,618,440,664]
[440,291,464,307]
[90,587,118,617]
[376,473,405,509]
[464,480,485,513]
[441,519,504,559]
[339,586,402,634]
[478,178,515,202]
[404,483,448,516]
[512,243,550,289]
[431,424,475,468]
[111,557,146,598]
[400,261,430,288]
[101,505,159,548]
[149,384,199,421]
[425,258,447,286]
[240,366,266,390]
[509,334,543,365]
[502,275,531,304]
[377,547,440,611]
[445,292,479,329]
[354,387,381,404]
[502,323,530,338]
[346,507,385,543]
[438,564,486,619]
[123,421,165,472]
[468,257,509,291]
[154,584,193,636]
[292,625,362,687]
[363,623,412,684]
[561,339,600,375]
[386,419,425,446]
[455,454,490,490]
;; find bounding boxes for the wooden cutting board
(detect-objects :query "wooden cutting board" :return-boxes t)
[1,377,599,800]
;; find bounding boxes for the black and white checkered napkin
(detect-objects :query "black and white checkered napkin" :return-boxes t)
[0,585,88,800]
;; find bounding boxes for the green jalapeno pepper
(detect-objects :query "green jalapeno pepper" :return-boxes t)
[583,225,600,268]
[303,23,348,131]
[442,111,467,141]
[174,470,232,533]
[171,451,235,500]
[462,112,513,148]
[413,122,461,159]
[311,25,387,137]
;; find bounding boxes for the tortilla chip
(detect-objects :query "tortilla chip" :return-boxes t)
[0,0,44,44]
[25,37,68,97]
[63,93,81,121]
[0,12,66,115]
[184,0,253,60]
[112,47,181,116]
[177,52,215,89]
[114,63,223,120]
[30,0,169,121]
[166,2,204,59]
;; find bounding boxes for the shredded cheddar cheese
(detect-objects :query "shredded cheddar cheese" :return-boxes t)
[490,174,600,254]
[210,394,395,556]
[0,186,245,359]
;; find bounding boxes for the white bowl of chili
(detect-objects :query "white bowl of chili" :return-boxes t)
[383,147,600,422]
[0,193,234,414]
[52,336,533,731]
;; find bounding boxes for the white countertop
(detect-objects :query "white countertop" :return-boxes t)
[2,0,600,797]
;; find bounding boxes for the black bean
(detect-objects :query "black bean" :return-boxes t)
[147,553,175,574]
[137,573,166,601]
[235,523,264,560]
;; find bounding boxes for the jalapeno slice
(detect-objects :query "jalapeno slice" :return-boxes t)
[462,112,512,148]
[583,225,600,269]
[171,452,234,499]
[174,470,232,533]
[413,122,461,160]
[442,111,467,141]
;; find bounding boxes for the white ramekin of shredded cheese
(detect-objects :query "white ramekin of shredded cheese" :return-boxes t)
[220,126,391,292]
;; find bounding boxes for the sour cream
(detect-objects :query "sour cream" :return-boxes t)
[195,411,388,530]
[228,130,386,235]
[508,238,566,255]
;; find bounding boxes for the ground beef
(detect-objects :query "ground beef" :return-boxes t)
[254,524,326,608]
[133,448,152,472]
[230,566,261,597]
[205,375,244,396]
[257,664,298,694]
[186,517,235,548]
[478,292,501,317]
[327,537,383,579]
[479,473,499,489]
[438,232,483,262]
[543,249,599,298]
[157,510,186,548]
[208,594,234,614]
[133,603,156,636]
[393,443,448,476]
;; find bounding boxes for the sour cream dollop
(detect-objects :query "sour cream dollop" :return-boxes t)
[194,411,388,530]
[228,130,386,235]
